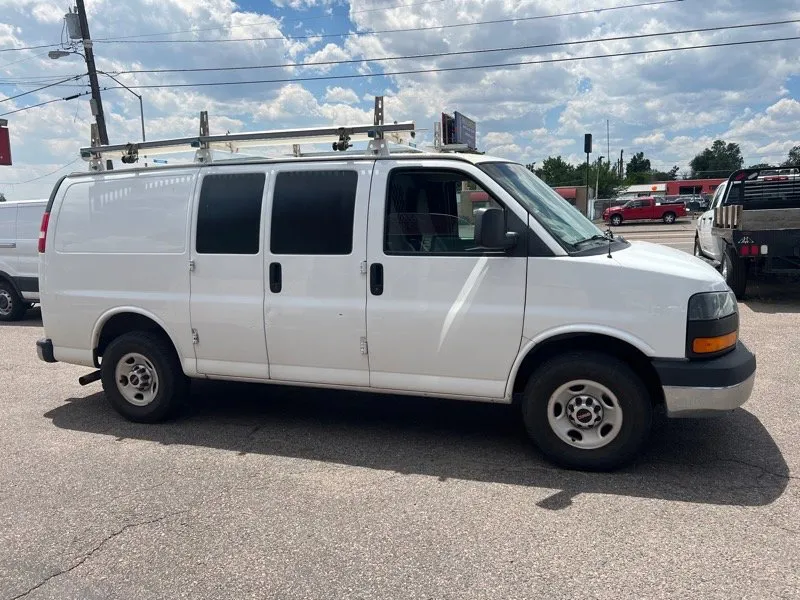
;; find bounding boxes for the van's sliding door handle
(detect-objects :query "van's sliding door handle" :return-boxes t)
[370,263,383,295]
[269,262,282,293]
[0,242,16,249]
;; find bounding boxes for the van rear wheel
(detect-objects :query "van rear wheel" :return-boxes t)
[0,281,26,322]
[101,331,188,423]
[521,351,653,471]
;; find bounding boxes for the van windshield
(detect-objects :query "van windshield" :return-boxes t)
[480,161,605,251]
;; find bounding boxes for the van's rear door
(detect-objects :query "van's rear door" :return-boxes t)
[15,202,46,297]
[0,203,18,276]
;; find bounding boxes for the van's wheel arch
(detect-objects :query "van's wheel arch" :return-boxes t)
[100,330,189,422]
[0,278,26,322]
[520,351,653,471]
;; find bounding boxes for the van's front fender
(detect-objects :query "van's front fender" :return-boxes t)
[504,325,657,400]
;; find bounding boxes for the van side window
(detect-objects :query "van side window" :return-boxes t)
[384,169,502,254]
[197,173,266,255]
[270,170,357,255]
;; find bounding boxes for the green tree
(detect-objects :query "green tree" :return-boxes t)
[690,140,743,178]
[625,152,651,184]
[782,145,800,167]
[534,156,578,186]
[748,163,774,169]
[651,165,680,181]
[574,160,623,198]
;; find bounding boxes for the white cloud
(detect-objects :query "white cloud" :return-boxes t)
[0,0,798,199]
[324,86,359,104]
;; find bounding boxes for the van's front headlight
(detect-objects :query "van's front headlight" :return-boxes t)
[686,291,738,357]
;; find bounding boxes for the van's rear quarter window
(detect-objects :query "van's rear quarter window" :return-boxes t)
[197,173,266,255]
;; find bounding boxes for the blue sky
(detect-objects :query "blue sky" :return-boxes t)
[0,0,798,197]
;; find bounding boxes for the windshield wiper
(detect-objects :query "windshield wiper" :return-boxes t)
[574,232,611,246]
[573,228,617,258]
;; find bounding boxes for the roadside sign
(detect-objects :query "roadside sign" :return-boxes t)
[454,112,476,150]
[0,121,11,166]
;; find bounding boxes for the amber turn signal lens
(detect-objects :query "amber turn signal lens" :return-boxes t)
[692,331,738,354]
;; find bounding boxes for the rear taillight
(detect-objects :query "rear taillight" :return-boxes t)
[38,211,49,253]
[739,244,760,257]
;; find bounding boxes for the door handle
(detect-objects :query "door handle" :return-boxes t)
[269,262,282,293]
[370,263,383,296]
[0,242,15,249]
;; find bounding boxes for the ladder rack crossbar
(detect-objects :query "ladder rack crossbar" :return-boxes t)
[79,121,416,161]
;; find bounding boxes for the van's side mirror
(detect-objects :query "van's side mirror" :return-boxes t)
[474,207,518,250]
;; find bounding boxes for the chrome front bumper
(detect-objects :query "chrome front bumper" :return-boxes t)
[653,340,756,418]
[663,371,755,418]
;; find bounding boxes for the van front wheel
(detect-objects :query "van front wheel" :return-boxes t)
[101,331,188,423]
[521,351,653,471]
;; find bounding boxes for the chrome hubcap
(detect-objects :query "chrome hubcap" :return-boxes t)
[115,352,159,406]
[547,380,623,449]
[0,290,12,316]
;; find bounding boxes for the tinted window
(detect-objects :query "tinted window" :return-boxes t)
[197,173,265,254]
[270,170,357,255]
[384,169,502,254]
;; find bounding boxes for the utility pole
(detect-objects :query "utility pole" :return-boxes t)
[73,0,111,169]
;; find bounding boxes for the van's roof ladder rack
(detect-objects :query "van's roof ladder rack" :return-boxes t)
[79,96,416,171]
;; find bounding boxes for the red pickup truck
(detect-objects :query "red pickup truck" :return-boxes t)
[603,196,686,225]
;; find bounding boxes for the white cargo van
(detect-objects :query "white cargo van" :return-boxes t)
[0,198,47,321]
[35,130,756,470]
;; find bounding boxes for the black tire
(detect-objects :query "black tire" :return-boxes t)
[662,212,676,224]
[521,351,653,471]
[0,280,26,322]
[100,331,189,423]
[693,235,704,258]
[722,244,747,299]
[610,214,623,226]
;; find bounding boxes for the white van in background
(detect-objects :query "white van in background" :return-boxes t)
[35,151,756,471]
[0,199,47,321]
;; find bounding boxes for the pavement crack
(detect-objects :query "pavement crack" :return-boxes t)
[713,456,797,481]
[8,510,186,600]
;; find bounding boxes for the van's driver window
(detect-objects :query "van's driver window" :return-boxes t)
[384,170,502,254]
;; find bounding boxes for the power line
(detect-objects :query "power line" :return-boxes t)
[107,19,800,76]
[0,42,58,54]
[0,90,91,117]
[0,48,54,69]
[100,35,800,91]
[0,158,82,186]
[92,0,453,41]
[0,75,85,103]
[93,0,685,45]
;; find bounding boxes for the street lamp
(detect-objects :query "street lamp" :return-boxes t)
[49,50,146,142]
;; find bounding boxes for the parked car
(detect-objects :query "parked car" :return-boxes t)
[695,168,800,298]
[0,198,47,321]
[603,196,687,225]
[35,138,755,472]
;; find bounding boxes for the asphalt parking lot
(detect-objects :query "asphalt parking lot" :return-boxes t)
[2,225,798,599]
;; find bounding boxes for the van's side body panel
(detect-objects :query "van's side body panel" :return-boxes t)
[41,169,197,367]
[0,202,18,285]
[364,159,529,399]
[263,161,372,386]
[0,199,46,301]
[188,165,270,379]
